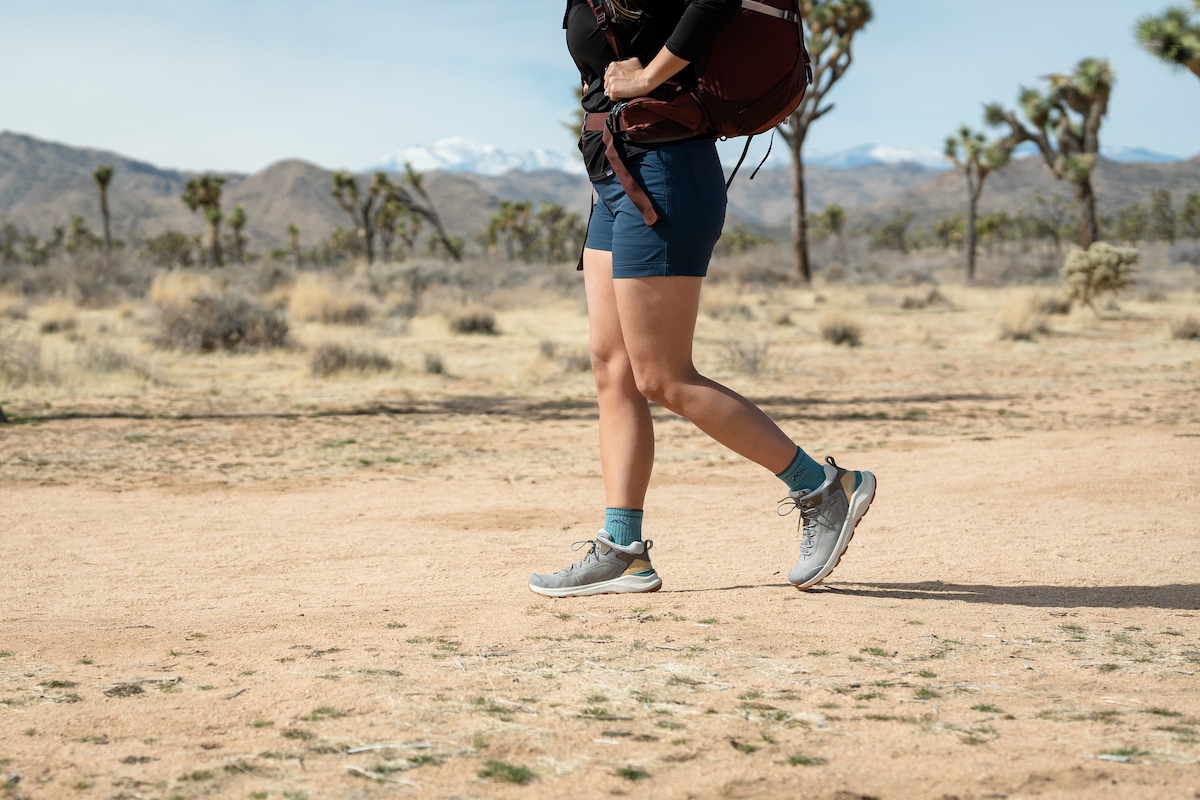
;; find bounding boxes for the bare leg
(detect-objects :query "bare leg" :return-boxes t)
[612,276,797,475]
[583,249,655,509]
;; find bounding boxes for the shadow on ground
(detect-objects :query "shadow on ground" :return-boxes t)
[823,581,1200,611]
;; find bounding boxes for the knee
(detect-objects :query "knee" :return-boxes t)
[590,349,637,396]
[632,368,683,409]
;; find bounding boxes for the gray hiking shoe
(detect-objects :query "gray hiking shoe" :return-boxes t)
[780,456,876,591]
[530,531,662,597]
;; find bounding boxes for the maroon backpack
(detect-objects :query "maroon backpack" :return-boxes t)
[584,0,811,226]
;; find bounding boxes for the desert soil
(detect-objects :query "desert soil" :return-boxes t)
[2,287,1199,800]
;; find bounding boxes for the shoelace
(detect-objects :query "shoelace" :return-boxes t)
[778,496,820,557]
[555,539,605,575]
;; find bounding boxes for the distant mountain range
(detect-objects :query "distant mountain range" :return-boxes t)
[2,130,1197,252]
[371,137,1188,176]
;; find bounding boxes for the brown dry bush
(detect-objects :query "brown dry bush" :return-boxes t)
[450,310,498,335]
[818,313,862,347]
[1169,316,1200,341]
[156,294,288,353]
[309,343,393,378]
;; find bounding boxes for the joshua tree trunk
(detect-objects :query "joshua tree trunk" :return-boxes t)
[206,219,223,267]
[789,148,812,283]
[99,185,112,253]
[1075,181,1098,249]
[0,404,9,424]
[966,190,980,283]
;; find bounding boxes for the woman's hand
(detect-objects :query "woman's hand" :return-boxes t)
[603,58,649,100]
[604,48,691,101]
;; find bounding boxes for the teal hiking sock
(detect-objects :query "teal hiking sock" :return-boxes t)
[777,447,826,494]
[605,508,644,547]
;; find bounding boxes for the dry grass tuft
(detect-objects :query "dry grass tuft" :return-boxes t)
[149,271,220,311]
[310,343,394,378]
[36,300,80,335]
[288,274,375,325]
[0,292,27,321]
[0,321,51,386]
[818,313,862,347]
[998,295,1050,341]
[719,336,772,374]
[1169,315,1200,341]
[450,310,498,335]
[1037,295,1072,316]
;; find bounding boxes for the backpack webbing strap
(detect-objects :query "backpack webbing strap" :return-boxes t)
[741,0,798,23]
[585,111,661,226]
[584,0,626,60]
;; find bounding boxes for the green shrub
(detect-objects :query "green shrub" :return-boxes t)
[1061,242,1138,313]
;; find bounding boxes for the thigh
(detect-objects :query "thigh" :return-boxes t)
[582,247,627,362]
[612,276,704,377]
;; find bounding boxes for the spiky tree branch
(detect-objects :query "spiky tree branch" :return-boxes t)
[777,0,873,283]
[985,58,1114,248]
[1137,0,1200,80]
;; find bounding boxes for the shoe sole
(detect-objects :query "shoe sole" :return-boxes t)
[794,471,876,592]
[529,572,663,598]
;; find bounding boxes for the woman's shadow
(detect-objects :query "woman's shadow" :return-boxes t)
[817,581,1200,611]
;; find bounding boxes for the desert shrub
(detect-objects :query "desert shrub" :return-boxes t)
[998,296,1049,341]
[0,322,49,386]
[424,352,445,374]
[37,301,79,334]
[719,336,772,374]
[0,293,27,320]
[78,343,153,379]
[156,294,288,353]
[818,313,862,347]
[310,343,393,378]
[540,340,591,372]
[140,230,198,268]
[450,310,497,335]
[1169,316,1200,341]
[1037,295,1072,315]
[900,288,950,310]
[1061,243,1138,313]
[288,274,375,325]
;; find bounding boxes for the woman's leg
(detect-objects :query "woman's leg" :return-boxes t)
[612,275,797,475]
[583,248,655,510]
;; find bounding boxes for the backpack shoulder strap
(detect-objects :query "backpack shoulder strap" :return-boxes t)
[584,0,627,60]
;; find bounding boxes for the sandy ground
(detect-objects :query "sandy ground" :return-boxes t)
[2,287,1200,800]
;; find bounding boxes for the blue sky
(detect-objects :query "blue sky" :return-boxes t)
[2,0,1198,173]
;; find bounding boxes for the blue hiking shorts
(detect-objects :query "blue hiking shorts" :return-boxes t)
[584,139,727,278]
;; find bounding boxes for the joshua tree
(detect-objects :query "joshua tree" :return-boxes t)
[92,165,114,253]
[777,0,873,283]
[287,224,302,269]
[182,175,226,266]
[986,58,1115,249]
[227,204,248,264]
[331,171,388,265]
[816,203,847,262]
[944,126,1013,282]
[1137,0,1200,80]
[331,165,459,265]
[1182,191,1200,239]
[1149,189,1177,243]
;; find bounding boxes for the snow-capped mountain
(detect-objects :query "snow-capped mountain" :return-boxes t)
[373,137,586,176]
[373,137,1184,177]
[807,144,948,169]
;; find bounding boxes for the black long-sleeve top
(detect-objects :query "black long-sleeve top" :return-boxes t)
[563,0,741,181]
